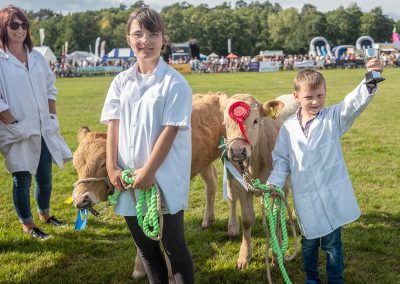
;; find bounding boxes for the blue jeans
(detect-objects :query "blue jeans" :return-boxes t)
[301,227,344,284]
[12,138,53,224]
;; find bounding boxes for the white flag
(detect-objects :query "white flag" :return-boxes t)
[94,37,100,60]
[64,41,68,56]
[39,28,45,46]
[100,40,106,58]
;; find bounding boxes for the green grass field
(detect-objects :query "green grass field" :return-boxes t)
[0,69,399,283]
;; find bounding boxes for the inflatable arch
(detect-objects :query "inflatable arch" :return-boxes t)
[309,37,333,57]
[356,36,374,50]
[332,45,355,58]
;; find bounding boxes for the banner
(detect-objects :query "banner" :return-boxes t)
[294,60,315,69]
[94,37,100,60]
[249,62,259,72]
[64,41,69,56]
[259,61,280,72]
[100,40,106,58]
[77,66,123,75]
[259,50,283,57]
[170,63,191,74]
[393,25,400,43]
[39,28,45,46]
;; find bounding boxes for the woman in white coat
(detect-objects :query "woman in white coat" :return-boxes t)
[0,6,72,240]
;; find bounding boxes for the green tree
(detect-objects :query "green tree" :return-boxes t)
[268,8,304,53]
[326,4,363,46]
[20,2,400,57]
[300,4,327,49]
[360,7,395,42]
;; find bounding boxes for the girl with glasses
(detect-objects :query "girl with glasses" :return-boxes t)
[0,5,72,240]
[101,7,194,284]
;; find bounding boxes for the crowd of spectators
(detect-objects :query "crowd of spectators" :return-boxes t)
[48,50,400,77]
[185,51,400,73]
[49,58,135,77]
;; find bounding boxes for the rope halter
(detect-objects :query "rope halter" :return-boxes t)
[72,176,114,216]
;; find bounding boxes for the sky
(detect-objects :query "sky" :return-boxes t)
[1,0,399,20]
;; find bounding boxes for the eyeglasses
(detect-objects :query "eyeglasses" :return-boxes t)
[129,32,161,43]
[8,22,29,31]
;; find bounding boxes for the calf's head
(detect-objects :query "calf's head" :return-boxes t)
[72,127,110,209]
[222,94,283,162]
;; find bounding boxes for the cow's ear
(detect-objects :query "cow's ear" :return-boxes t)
[261,100,284,119]
[218,92,229,112]
[77,126,90,143]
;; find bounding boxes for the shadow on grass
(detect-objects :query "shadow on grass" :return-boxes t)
[1,211,398,283]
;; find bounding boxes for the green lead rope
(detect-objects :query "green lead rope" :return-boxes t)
[109,169,161,239]
[136,185,160,238]
[252,179,292,284]
[107,190,121,206]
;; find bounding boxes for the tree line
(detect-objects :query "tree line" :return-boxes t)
[25,1,400,57]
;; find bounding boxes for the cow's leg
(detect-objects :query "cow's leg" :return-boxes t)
[132,245,176,284]
[200,163,217,229]
[227,180,240,238]
[132,249,176,284]
[132,252,146,279]
[237,190,255,270]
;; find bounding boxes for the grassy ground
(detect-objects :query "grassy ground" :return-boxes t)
[0,68,399,283]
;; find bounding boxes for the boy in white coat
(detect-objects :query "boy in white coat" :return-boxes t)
[267,60,383,284]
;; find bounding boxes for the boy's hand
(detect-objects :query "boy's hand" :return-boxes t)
[366,58,383,73]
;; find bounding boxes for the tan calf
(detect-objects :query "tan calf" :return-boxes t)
[221,94,298,269]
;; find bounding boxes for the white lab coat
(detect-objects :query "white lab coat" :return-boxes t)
[268,81,377,239]
[0,48,72,174]
[100,59,192,216]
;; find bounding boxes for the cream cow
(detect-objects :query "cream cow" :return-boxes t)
[221,93,298,269]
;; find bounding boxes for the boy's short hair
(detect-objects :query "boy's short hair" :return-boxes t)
[294,68,326,92]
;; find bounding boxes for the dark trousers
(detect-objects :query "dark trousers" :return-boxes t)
[301,227,344,284]
[125,210,194,284]
[12,138,53,224]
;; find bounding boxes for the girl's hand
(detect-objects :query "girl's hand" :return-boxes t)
[108,166,126,192]
[366,58,383,73]
[133,167,156,190]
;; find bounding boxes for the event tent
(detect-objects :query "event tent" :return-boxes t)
[207,52,219,59]
[33,46,57,64]
[103,48,135,60]
[226,52,238,59]
[66,51,96,62]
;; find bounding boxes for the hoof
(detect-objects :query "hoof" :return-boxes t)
[132,270,146,279]
[201,218,214,229]
[236,258,250,271]
[227,227,239,238]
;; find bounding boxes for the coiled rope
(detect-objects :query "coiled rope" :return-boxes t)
[111,169,163,240]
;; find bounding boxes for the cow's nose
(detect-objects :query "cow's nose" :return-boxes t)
[231,147,247,162]
[73,194,92,209]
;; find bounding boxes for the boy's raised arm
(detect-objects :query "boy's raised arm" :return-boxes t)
[336,59,383,136]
